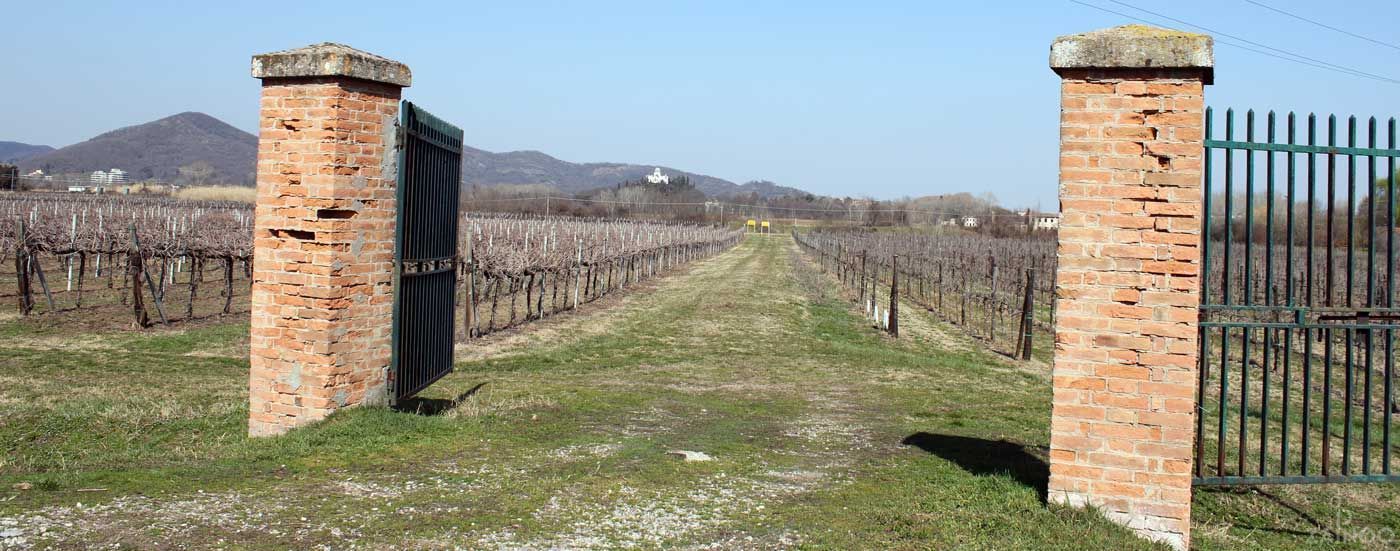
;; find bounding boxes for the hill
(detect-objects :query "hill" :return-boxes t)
[462,146,806,198]
[0,142,55,163]
[19,112,257,185]
[12,112,806,198]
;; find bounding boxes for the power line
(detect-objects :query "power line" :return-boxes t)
[1244,0,1400,53]
[1103,0,1400,84]
[1070,1,1369,80]
[1069,1,1400,85]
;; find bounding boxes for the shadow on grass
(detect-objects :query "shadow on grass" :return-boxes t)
[394,382,488,416]
[902,432,1050,503]
[1196,486,1342,540]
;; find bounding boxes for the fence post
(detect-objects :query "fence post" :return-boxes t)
[1046,25,1211,550]
[246,43,411,437]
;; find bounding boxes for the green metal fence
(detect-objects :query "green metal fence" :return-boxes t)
[1195,107,1400,485]
[390,101,465,404]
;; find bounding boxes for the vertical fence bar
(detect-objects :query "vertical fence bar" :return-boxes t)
[1240,109,1254,476]
[1261,111,1274,475]
[1303,113,1317,476]
[1344,116,1356,475]
[1283,111,1296,475]
[1198,107,1214,479]
[1219,108,1235,477]
[1324,114,1336,476]
[1364,117,1377,473]
[1388,118,1397,476]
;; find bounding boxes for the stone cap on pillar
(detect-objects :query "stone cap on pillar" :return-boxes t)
[252,42,412,87]
[1050,24,1213,84]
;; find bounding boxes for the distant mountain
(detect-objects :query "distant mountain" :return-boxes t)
[15,111,804,197]
[19,112,257,185]
[461,146,807,198]
[0,142,55,163]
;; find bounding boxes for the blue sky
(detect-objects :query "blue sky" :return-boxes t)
[1,0,1396,208]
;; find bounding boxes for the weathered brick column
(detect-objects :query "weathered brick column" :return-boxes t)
[1046,25,1212,550]
[247,44,410,436]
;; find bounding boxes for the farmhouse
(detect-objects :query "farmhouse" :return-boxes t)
[1032,214,1060,230]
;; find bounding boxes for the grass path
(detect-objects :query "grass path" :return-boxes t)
[0,235,1395,549]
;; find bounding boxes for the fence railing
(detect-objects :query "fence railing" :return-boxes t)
[1194,108,1400,485]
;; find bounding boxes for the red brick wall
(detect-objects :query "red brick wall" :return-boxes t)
[248,77,402,437]
[1048,69,1205,550]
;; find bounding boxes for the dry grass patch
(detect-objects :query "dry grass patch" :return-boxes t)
[174,185,256,203]
[1,333,120,352]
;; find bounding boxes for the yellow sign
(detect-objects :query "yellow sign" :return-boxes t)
[746,219,757,232]
[760,221,771,233]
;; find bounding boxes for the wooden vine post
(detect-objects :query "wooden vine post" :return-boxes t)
[574,237,583,310]
[1017,268,1035,360]
[463,230,476,339]
[128,226,149,328]
[29,244,55,312]
[131,226,168,325]
[888,254,899,337]
[858,250,867,306]
[15,221,32,315]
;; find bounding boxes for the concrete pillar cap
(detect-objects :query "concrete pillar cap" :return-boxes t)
[252,42,411,87]
[1051,25,1213,83]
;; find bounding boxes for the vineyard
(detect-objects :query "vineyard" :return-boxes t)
[0,193,255,326]
[454,214,743,338]
[0,192,742,332]
[795,229,1057,359]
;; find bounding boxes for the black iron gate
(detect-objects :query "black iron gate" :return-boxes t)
[1195,107,1400,485]
[390,101,464,403]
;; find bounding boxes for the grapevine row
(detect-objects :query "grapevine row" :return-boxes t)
[1,193,743,331]
[795,228,1057,359]
[455,213,744,338]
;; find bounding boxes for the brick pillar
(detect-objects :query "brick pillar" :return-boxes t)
[247,44,411,436]
[1046,25,1212,550]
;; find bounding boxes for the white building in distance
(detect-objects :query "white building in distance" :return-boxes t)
[645,168,669,185]
[90,169,127,185]
[962,216,980,228]
[1033,215,1061,230]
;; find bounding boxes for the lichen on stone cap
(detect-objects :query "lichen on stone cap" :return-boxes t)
[252,42,411,87]
[1050,24,1213,83]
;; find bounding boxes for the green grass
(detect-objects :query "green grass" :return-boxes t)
[0,235,1395,549]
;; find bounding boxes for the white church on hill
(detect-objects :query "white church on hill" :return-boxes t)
[645,168,669,185]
